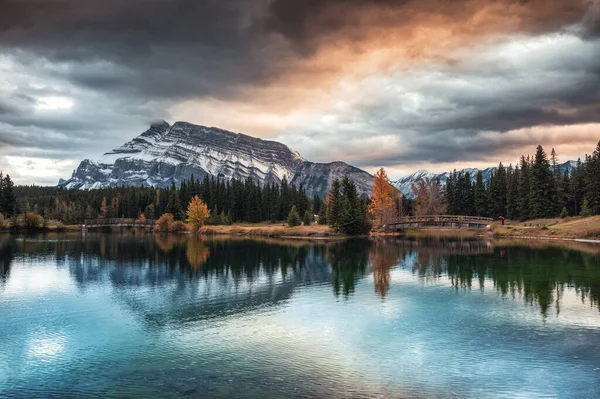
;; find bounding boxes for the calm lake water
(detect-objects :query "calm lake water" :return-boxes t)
[1,233,600,398]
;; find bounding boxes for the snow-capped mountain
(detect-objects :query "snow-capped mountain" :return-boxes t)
[59,121,374,198]
[393,161,578,198]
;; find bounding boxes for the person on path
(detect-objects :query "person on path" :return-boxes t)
[499,216,505,226]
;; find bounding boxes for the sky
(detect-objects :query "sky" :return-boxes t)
[1,0,600,186]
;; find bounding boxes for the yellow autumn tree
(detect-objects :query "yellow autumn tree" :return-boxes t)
[368,168,396,225]
[186,195,210,232]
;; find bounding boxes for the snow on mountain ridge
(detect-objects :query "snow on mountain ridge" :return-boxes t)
[393,161,576,198]
[59,121,373,198]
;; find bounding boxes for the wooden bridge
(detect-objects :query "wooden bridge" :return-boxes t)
[83,218,156,229]
[385,215,493,230]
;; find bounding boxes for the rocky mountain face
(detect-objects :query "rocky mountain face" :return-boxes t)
[59,121,374,198]
[393,161,578,198]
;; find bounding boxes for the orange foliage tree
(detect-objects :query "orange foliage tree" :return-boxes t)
[186,195,210,232]
[368,168,396,225]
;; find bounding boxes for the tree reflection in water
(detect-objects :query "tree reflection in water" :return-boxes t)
[327,239,371,298]
[185,236,210,270]
[370,239,401,298]
[1,232,600,318]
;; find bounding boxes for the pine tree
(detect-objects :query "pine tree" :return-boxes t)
[327,179,343,230]
[287,205,301,227]
[570,159,584,216]
[580,199,593,217]
[303,210,312,226]
[584,141,600,215]
[517,156,531,220]
[317,203,328,225]
[313,195,322,215]
[506,166,520,220]
[166,188,184,220]
[474,172,488,217]
[488,163,507,218]
[144,203,156,219]
[340,176,369,235]
[530,145,558,219]
[560,207,568,219]
[558,170,571,216]
[550,148,560,184]
[0,174,16,217]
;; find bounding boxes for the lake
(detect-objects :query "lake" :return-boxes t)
[1,232,600,398]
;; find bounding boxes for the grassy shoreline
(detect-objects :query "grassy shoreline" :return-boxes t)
[200,223,344,239]
[490,216,600,241]
[1,216,598,243]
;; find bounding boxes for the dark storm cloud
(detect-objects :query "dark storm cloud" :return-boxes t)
[0,0,600,183]
[0,0,594,99]
[0,0,273,99]
[264,0,589,45]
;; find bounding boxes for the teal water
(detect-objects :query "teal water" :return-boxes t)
[1,233,600,398]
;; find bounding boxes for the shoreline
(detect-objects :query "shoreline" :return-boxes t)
[1,216,598,244]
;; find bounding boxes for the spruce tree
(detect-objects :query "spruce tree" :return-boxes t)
[584,141,600,215]
[550,148,561,184]
[506,166,520,220]
[474,172,488,217]
[517,156,531,220]
[340,176,368,235]
[317,203,328,225]
[570,159,584,216]
[0,174,17,217]
[529,145,558,219]
[461,172,475,216]
[166,188,184,220]
[327,179,343,230]
[580,199,593,217]
[558,170,571,216]
[287,205,301,227]
[489,163,507,218]
[303,210,312,226]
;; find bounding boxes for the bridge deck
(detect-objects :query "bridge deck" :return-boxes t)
[386,215,493,230]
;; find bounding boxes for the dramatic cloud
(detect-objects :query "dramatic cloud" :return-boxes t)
[0,0,599,184]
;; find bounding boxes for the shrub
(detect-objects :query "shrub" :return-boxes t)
[18,212,44,229]
[287,206,301,227]
[169,221,189,233]
[154,213,175,232]
[560,207,569,219]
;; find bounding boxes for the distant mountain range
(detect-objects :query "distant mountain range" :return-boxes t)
[392,160,579,198]
[58,120,580,199]
[59,121,374,198]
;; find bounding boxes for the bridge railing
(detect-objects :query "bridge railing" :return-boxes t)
[387,215,493,225]
[84,218,156,227]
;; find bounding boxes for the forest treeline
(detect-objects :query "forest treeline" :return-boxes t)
[11,176,316,226]
[443,143,600,220]
[2,140,599,231]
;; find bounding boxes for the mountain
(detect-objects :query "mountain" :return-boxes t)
[392,161,578,198]
[59,121,374,198]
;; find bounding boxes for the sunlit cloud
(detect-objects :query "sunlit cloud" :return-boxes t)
[0,0,599,184]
